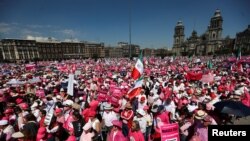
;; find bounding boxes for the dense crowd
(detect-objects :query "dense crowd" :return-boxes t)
[0,56,250,141]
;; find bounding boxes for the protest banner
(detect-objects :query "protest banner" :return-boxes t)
[161,123,180,141]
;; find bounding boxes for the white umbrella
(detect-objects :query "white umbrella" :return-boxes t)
[28,77,42,84]
[6,79,26,85]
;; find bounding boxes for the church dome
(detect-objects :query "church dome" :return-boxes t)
[177,21,183,26]
[214,9,221,17]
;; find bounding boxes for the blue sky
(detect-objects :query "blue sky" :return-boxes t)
[0,0,249,48]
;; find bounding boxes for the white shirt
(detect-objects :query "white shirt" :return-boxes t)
[102,111,118,127]
[164,101,176,120]
[133,116,147,133]
[91,118,100,131]
[144,113,153,127]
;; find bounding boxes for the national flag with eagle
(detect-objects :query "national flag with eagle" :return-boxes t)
[131,52,144,80]
[127,77,143,99]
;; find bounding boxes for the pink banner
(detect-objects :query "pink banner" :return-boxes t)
[161,123,180,141]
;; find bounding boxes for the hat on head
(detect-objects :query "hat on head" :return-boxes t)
[4,108,14,114]
[12,132,24,138]
[56,95,62,100]
[0,120,8,126]
[195,110,207,120]
[46,94,53,98]
[104,103,113,110]
[136,109,146,116]
[63,100,73,107]
[72,103,81,110]
[112,120,122,129]
[19,103,29,110]
[16,98,23,104]
[60,88,65,92]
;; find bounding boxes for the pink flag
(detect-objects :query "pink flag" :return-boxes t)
[200,73,214,83]
[25,64,36,71]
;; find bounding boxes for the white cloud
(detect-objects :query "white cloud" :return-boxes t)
[26,35,57,42]
[28,24,52,29]
[21,29,41,35]
[0,22,11,34]
[64,38,79,42]
[56,29,77,37]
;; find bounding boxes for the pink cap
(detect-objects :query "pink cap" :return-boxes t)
[16,98,23,104]
[19,103,29,110]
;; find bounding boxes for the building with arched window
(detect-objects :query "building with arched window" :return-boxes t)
[172,9,224,56]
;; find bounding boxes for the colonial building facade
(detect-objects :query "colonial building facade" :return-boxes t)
[235,25,250,54]
[0,39,105,61]
[172,9,225,56]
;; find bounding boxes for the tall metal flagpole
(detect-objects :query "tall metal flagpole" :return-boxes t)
[129,0,132,59]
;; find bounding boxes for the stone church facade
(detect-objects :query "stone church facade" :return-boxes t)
[172,9,224,56]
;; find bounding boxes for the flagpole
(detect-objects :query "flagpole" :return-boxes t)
[129,0,132,59]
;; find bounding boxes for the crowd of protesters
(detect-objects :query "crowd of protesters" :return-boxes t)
[0,56,250,141]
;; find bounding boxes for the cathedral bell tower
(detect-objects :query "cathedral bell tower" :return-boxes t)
[173,21,185,47]
[208,9,223,40]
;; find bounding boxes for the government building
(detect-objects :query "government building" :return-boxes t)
[0,39,105,61]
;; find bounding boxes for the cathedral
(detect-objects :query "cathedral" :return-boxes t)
[172,9,224,56]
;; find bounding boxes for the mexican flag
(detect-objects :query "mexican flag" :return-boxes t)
[131,53,144,80]
[127,78,143,99]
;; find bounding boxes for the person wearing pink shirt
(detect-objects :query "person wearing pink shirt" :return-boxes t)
[129,121,145,141]
[54,108,65,125]
[107,120,127,141]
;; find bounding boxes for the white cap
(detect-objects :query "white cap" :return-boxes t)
[12,132,24,138]
[136,109,146,116]
[0,120,8,126]
[63,99,74,106]
[60,88,65,92]
[56,95,62,100]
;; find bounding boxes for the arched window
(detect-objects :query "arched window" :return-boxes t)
[176,38,179,43]
[212,33,216,39]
